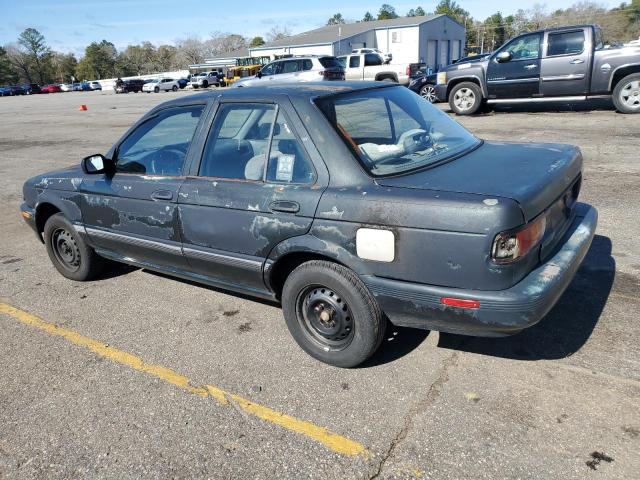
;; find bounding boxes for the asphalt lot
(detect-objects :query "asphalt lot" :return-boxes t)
[0,89,639,479]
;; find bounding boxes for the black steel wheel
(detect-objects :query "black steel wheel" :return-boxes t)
[44,213,104,281]
[282,260,386,368]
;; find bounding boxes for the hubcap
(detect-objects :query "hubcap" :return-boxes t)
[52,228,81,272]
[297,286,354,350]
[454,87,476,111]
[420,85,437,103]
[621,80,640,110]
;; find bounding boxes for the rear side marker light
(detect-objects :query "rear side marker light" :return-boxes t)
[441,297,480,309]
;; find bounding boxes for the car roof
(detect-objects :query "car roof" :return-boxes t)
[152,81,396,109]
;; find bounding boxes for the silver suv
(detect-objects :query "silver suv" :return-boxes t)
[233,56,344,87]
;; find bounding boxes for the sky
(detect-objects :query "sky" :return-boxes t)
[0,0,619,55]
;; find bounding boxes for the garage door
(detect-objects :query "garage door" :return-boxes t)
[427,40,437,71]
[439,40,449,68]
[452,40,461,62]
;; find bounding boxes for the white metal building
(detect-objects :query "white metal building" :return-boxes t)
[248,15,466,71]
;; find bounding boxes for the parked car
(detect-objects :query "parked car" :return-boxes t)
[188,72,222,89]
[177,78,188,89]
[89,81,102,91]
[60,83,72,92]
[0,86,12,96]
[409,71,438,102]
[40,84,62,93]
[114,79,145,94]
[233,56,344,87]
[20,82,597,368]
[72,82,91,91]
[143,77,179,93]
[24,83,41,94]
[337,53,410,84]
[8,85,27,95]
[435,24,640,114]
[351,48,392,63]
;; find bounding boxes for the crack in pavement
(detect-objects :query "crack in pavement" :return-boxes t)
[368,351,460,479]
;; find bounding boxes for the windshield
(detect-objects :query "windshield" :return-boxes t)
[316,86,480,176]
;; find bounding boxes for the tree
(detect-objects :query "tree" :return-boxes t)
[155,45,178,71]
[50,52,77,83]
[407,8,416,16]
[378,4,399,20]
[484,12,507,50]
[249,36,266,47]
[208,32,247,55]
[362,11,375,21]
[17,28,51,84]
[435,0,470,23]
[5,44,32,83]
[415,6,426,16]
[327,13,346,25]
[176,37,205,65]
[266,26,291,42]
[75,40,117,80]
[0,46,19,84]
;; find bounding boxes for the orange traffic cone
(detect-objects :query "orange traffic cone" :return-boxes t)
[78,104,87,111]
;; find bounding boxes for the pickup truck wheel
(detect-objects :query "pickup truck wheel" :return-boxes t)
[282,260,386,368]
[44,213,104,281]
[154,86,159,93]
[449,82,482,115]
[613,73,640,113]
[202,80,208,88]
[419,84,437,103]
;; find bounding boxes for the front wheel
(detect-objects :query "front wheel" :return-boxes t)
[612,73,640,114]
[448,81,483,115]
[282,260,386,368]
[172,85,178,92]
[44,213,104,281]
[154,86,159,93]
[202,80,209,88]
[419,83,437,103]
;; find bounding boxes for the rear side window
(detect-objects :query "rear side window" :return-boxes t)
[349,56,361,68]
[282,60,300,73]
[547,31,585,56]
[364,54,382,66]
[303,59,313,70]
[319,56,342,68]
[116,105,204,176]
[266,111,315,184]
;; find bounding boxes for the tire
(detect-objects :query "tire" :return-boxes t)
[448,81,483,115]
[612,73,640,114]
[172,85,178,92]
[282,260,386,368]
[44,213,104,281]
[154,86,159,93]
[202,80,209,88]
[379,76,397,83]
[419,83,437,103]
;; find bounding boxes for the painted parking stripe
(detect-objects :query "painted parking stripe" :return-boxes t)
[0,302,367,457]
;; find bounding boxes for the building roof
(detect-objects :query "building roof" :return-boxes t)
[251,15,444,50]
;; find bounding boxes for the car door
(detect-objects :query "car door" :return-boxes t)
[540,29,590,96]
[79,103,207,269]
[278,59,301,83]
[177,97,329,295]
[486,32,542,98]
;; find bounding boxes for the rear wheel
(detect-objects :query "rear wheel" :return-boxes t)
[44,213,104,281]
[202,80,209,88]
[612,73,640,114]
[154,86,159,93]
[419,84,437,103]
[172,85,178,92]
[449,81,483,115]
[282,260,386,368]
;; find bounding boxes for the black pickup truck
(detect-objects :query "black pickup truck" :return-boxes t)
[435,24,640,114]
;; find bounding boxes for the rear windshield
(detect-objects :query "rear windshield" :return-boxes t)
[319,56,342,69]
[315,86,480,176]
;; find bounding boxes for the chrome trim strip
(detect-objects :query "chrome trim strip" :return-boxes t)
[487,78,539,84]
[487,96,587,104]
[542,74,586,82]
[183,246,263,271]
[85,227,182,254]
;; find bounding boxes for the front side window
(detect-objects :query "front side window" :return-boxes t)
[316,86,480,176]
[501,33,541,61]
[261,63,275,76]
[364,53,382,66]
[547,31,585,56]
[116,105,204,176]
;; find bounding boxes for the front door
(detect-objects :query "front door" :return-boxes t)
[80,104,206,269]
[540,29,590,96]
[486,32,542,99]
[178,99,328,295]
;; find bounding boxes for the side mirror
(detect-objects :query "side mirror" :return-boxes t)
[496,51,512,63]
[82,154,111,174]
[256,71,263,79]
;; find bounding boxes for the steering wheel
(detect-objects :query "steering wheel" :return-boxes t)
[397,128,431,155]
[151,148,184,175]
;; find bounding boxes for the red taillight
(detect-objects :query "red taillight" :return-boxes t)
[406,65,411,76]
[491,214,547,264]
[441,297,480,309]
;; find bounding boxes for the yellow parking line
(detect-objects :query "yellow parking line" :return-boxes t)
[0,302,367,457]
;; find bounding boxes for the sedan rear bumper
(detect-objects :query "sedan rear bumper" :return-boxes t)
[362,203,597,337]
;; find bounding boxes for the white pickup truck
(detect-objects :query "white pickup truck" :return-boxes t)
[337,53,410,85]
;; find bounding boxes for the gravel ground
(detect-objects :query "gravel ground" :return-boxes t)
[0,89,638,479]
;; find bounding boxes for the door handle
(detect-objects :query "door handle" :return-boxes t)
[151,189,173,201]
[270,200,299,213]
[524,64,537,70]
[570,59,585,64]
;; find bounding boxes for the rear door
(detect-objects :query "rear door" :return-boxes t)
[486,32,542,98]
[177,97,329,293]
[278,60,301,83]
[540,28,590,96]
